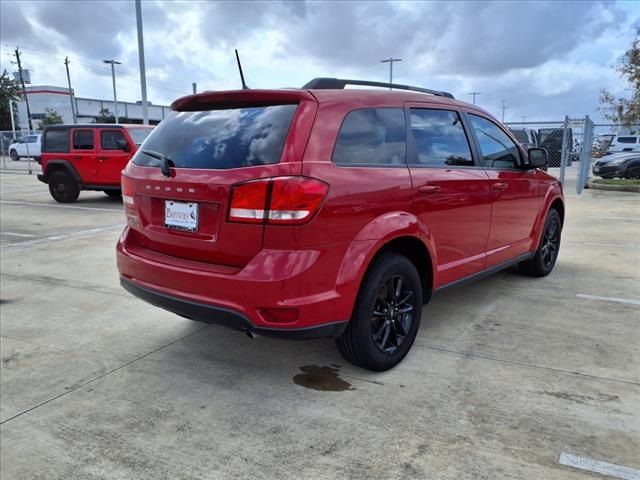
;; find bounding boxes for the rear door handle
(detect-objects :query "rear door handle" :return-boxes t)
[418,185,441,194]
[493,182,509,191]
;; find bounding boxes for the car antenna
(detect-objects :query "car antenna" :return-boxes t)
[235,49,249,90]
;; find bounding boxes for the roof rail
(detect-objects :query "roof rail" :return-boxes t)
[302,77,455,99]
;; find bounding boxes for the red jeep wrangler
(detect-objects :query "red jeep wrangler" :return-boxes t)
[38,124,153,203]
[117,78,564,371]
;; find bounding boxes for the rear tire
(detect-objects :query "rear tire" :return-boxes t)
[49,171,80,203]
[519,209,562,277]
[104,190,122,199]
[10,149,19,161]
[336,253,423,371]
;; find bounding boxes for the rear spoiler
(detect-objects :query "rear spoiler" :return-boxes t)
[171,90,316,111]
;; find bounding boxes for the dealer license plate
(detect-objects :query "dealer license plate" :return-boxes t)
[165,200,198,232]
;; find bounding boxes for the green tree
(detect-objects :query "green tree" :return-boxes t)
[0,70,21,130]
[599,28,640,128]
[40,108,64,127]
[96,107,115,123]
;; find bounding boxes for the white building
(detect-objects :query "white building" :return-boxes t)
[15,85,171,130]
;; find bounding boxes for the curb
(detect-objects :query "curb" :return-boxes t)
[587,179,640,193]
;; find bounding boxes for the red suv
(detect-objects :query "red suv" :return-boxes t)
[38,124,153,203]
[117,78,564,371]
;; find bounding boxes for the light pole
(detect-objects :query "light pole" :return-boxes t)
[501,100,508,123]
[467,92,481,105]
[135,0,149,125]
[380,57,402,89]
[103,59,121,123]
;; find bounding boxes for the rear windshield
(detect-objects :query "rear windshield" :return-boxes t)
[510,129,529,143]
[126,127,153,145]
[616,136,638,144]
[133,104,297,169]
[43,129,70,153]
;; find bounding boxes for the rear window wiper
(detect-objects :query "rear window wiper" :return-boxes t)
[140,149,175,177]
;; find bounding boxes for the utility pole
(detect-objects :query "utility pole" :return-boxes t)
[64,57,77,124]
[467,92,481,105]
[380,57,402,89]
[103,59,121,123]
[501,100,508,123]
[192,82,197,94]
[521,116,527,126]
[135,0,149,125]
[14,48,33,132]
[9,99,16,138]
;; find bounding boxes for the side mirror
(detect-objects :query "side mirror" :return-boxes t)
[528,147,548,168]
[116,139,130,152]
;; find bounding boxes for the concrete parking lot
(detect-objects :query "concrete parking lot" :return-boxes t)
[1,169,638,479]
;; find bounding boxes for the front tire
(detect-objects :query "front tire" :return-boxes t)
[520,209,562,277]
[49,171,80,203]
[10,149,19,161]
[336,253,423,371]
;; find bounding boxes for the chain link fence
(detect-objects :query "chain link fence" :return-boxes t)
[1,130,41,174]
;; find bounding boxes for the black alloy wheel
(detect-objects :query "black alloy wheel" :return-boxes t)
[371,275,415,354]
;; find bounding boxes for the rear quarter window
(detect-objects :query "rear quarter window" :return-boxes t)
[43,129,70,153]
[133,104,297,169]
[616,136,638,144]
[332,108,406,165]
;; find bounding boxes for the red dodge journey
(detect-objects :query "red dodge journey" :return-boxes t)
[117,78,564,371]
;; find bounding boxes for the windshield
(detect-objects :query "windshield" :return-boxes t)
[126,127,154,145]
[133,104,298,170]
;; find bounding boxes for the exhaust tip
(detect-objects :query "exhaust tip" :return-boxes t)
[245,329,258,339]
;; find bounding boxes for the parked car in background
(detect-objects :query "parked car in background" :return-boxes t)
[509,127,538,148]
[37,124,153,203]
[539,128,572,167]
[8,134,42,162]
[117,78,564,372]
[607,134,640,153]
[592,152,640,179]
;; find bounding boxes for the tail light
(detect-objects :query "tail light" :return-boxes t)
[121,174,140,227]
[229,177,328,225]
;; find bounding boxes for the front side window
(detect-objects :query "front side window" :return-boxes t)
[409,109,473,167]
[332,108,406,165]
[43,129,69,153]
[134,104,297,169]
[73,130,94,150]
[101,130,127,150]
[469,115,520,168]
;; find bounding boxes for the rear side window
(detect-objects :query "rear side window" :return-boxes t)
[409,109,473,167]
[73,130,94,150]
[469,115,520,169]
[101,130,126,150]
[134,104,297,169]
[43,129,69,153]
[332,108,406,165]
[616,136,638,144]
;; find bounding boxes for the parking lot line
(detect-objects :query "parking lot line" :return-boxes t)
[565,241,640,249]
[0,200,122,212]
[589,215,640,222]
[1,224,124,248]
[576,294,640,306]
[1,232,34,237]
[559,452,640,480]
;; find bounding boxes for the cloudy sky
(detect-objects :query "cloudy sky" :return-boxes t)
[1,0,638,122]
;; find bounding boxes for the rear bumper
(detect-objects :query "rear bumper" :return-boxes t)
[120,277,347,339]
[116,227,352,339]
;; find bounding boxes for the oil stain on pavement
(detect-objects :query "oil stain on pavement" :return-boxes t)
[293,365,354,391]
